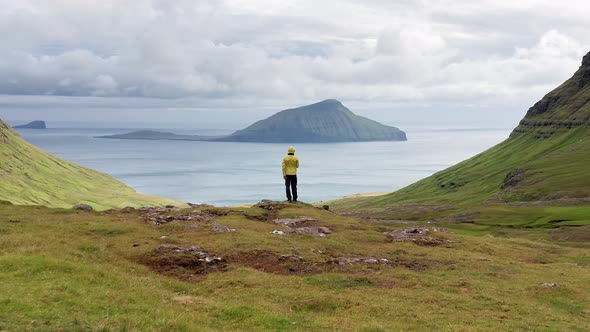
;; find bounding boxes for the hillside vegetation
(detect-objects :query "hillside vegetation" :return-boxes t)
[1,201,589,331]
[332,51,590,210]
[0,120,181,210]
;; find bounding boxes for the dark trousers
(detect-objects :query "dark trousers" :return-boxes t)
[285,175,298,201]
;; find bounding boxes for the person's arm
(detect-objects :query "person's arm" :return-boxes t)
[282,158,287,178]
[296,157,299,169]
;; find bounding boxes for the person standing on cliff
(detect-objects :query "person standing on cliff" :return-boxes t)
[282,146,299,202]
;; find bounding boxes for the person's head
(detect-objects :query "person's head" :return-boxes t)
[288,146,295,155]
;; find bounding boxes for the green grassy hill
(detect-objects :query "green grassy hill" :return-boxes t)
[1,202,589,331]
[335,51,590,210]
[222,99,407,142]
[0,120,182,210]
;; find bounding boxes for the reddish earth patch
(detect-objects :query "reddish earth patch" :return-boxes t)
[140,243,451,282]
[141,246,447,281]
[140,244,227,281]
[227,250,441,275]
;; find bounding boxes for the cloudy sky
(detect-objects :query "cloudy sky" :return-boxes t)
[1,0,589,128]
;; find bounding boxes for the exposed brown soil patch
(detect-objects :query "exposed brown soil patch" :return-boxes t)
[140,245,448,281]
[140,244,227,281]
[227,250,440,275]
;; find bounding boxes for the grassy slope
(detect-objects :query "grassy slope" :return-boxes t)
[1,202,589,331]
[330,53,590,211]
[335,126,590,210]
[0,120,182,210]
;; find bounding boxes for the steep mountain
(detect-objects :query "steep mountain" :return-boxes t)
[14,120,46,129]
[0,120,181,210]
[339,51,590,209]
[98,100,407,143]
[512,52,590,137]
[218,99,406,142]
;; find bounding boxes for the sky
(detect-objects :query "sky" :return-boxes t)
[1,0,589,129]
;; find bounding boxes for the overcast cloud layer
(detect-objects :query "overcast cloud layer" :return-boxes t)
[1,0,590,125]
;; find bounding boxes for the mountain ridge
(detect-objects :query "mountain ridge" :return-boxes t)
[512,52,590,138]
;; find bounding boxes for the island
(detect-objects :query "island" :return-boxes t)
[98,100,407,143]
[14,121,46,129]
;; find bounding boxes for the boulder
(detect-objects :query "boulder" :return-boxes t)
[255,199,289,210]
[73,204,93,211]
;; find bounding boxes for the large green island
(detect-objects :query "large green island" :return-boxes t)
[97,99,407,143]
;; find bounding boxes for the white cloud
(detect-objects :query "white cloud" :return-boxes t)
[0,0,589,112]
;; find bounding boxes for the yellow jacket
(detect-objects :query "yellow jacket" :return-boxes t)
[282,154,299,176]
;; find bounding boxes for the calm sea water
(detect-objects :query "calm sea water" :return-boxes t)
[16,127,511,206]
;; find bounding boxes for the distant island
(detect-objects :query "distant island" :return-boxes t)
[14,121,46,129]
[98,99,407,143]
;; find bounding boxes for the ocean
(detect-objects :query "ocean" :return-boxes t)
[16,126,512,206]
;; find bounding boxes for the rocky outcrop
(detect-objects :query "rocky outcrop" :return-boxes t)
[501,169,526,189]
[140,206,234,232]
[73,204,93,211]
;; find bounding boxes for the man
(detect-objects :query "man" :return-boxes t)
[282,146,299,202]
